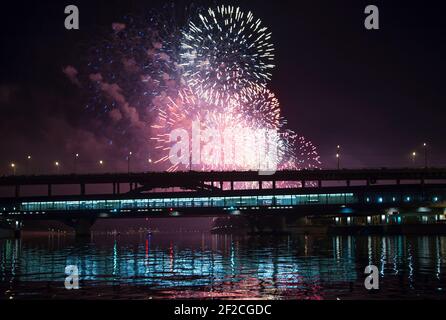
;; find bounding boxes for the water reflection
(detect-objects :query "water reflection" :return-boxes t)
[1,233,446,299]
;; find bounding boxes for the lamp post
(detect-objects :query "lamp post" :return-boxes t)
[411,152,417,167]
[11,163,16,176]
[74,153,79,174]
[99,160,104,173]
[55,161,60,174]
[423,143,428,168]
[127,152,132,174]
[336,145,341,170]
[26,155,31,175]
[148,158,152,172]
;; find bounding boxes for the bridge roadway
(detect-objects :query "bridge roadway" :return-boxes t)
[1,168,446,198]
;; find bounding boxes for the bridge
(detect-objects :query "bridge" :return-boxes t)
[1,168,446,236]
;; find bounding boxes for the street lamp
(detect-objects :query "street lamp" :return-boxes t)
[127,152,132,173]
[26,155,32,174]
[74,153,79,174]
[336,145,341,170]
[55,161,60,174]
[99,160,104,173]
[411,152,417,166]
[148,158,153,172]
[423,142,428,168]
[10,163,16,176]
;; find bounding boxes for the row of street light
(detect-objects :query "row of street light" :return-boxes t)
[8,152,154,176]
[334,142,430,169]
[5,143,433,175]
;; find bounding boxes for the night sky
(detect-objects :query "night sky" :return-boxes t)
[1,0,446,175]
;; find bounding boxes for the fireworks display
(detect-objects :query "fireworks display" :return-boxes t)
[152,91,281,172]
[235,86,282,130]
[66,3,322,176]
[180,5,275,107]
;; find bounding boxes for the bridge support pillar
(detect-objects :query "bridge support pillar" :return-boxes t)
[259,181,263,190]
[80,184,86,196]
[230,181,234,191]
[318,180,322,188]
[48,184,52,196]
[301,180,306,188]
[113,182,121,195]
[15,185,20,198]
[346,180,351,187]
[63,218,96,238]
[273,180,276,190]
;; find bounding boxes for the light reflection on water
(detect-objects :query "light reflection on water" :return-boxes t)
[1,233,446,300]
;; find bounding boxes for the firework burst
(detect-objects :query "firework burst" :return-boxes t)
[180,5,275,107]
[235,86,282,130]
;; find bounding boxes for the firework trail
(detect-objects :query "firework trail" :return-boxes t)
[180,5,275,107]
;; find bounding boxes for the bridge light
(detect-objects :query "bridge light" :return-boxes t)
[367,216,372,224]
[381,215,386,222]
[434,197,439,202]
[406,196,411,202]
[378,197,383,203]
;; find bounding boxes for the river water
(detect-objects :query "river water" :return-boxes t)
[1,233,445,300]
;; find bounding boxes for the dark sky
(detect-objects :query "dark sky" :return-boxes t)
[1,0,446,174]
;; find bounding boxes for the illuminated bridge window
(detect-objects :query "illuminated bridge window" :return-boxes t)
[20,193,357,212]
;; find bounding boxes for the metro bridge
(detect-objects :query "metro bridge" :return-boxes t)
[1,168,446,236]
